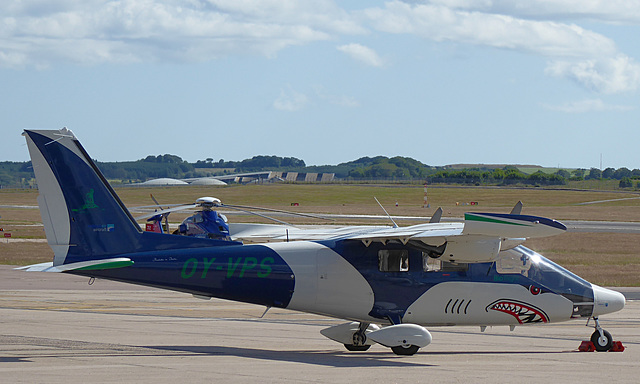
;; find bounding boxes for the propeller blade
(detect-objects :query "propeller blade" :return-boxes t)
[150,194,164,209]
[223,205,293,226]
[223,204,334,221]
[135,204,197,220]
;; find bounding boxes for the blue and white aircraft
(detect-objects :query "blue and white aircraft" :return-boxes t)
[20,128,625,354]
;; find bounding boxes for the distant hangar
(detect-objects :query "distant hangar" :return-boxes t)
[138,171,334,186]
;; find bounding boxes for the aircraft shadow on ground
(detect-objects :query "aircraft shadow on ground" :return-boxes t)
[144,345,435,367]
[143,345,576,366]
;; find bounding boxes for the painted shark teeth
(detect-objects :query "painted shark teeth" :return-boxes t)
[486,300,549,324]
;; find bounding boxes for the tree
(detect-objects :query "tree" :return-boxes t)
[613,167,632,180]
[619,177,633,188]
[586,168,602,180]
[602,167,615,179]
[555,169,571,179]
[571,169,585,179]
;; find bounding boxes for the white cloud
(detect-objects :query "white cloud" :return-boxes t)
[543,99,634,113]
[364,1,616,57]
[0,0,362,67]
[273,85,308,111]
[545,55,640,94]
[337,43,384,67]
[362,1,640,93]
[426,0,640,24]
[2,0,640,96]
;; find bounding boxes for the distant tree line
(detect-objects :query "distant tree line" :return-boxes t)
[2,155,640,189]
[428,166,640,187]
[428,167,566,186]
[195,155,305,171]
[0,161,35,188]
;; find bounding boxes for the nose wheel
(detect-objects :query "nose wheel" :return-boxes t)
[590,329,613,352]
[588,317,614,352]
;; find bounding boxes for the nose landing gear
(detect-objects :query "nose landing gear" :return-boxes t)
[590,318,613,352]
[582,317,624,352]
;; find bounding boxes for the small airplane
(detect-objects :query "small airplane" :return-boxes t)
[19,128,625,355]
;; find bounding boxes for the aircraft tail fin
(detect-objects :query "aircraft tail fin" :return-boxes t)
[23,128,143,266]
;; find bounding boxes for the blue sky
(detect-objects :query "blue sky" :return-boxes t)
[1,1,639,169]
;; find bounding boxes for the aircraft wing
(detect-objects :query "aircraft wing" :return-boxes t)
[230,212,566,264]
[229,223,395,242]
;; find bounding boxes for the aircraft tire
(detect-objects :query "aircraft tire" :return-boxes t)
[590,329,613,352]
[391,344,420,356]
[344,344,371,352]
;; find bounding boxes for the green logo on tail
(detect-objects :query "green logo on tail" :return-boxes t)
[72,189,99,212]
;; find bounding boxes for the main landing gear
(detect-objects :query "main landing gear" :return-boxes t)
[320,322,432,356]
[344,322,372,352]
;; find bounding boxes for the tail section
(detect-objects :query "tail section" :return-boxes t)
[24,128,142,266]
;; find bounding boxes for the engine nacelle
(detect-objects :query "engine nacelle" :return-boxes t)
[367,324,432,348]
[440,235,501,263]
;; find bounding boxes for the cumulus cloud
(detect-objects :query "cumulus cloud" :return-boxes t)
[363,1,616,57]
[2,0,640,95]
[425,0,640,24]
[273,85,308,111]
[546,55,640,94]
[337,43,384,67]
[543,98,634,113]
[362,1,640,93]
[0,0,362,67]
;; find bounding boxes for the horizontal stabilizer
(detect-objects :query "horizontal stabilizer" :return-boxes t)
[16,258,134,272]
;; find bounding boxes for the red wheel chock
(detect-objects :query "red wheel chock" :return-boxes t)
[578,340,625,352]
[609,341,625,352]
[578,341,595,352]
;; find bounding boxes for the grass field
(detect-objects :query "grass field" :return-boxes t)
[1,184,639,286]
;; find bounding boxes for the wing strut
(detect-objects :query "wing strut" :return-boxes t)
[374,197,398,228]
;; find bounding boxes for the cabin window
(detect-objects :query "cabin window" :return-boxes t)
[422,253,468,272]
[423,254,441,271]
[496,251,531,275]
[378,250,409,272]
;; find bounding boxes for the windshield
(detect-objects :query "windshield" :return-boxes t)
[498,246,594,309]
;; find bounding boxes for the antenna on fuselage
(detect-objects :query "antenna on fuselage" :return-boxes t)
[429,207,443,223]
[374,197,398,228]
[510,201,523,215]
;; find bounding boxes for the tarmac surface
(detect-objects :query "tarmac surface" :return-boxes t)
[1,265,639,383]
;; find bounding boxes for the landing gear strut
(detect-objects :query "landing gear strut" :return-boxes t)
[344,322,372,352]
[590,317,613,352]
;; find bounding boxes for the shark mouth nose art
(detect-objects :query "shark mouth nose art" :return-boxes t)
[486,299,550,324]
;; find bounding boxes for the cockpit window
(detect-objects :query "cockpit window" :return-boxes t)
[378,249,409,272]
[499,246,594,309]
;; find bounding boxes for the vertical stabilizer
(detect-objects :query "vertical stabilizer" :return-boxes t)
[24,128,142,265]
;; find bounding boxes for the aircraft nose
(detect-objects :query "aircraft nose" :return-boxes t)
[592,285,625,317]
